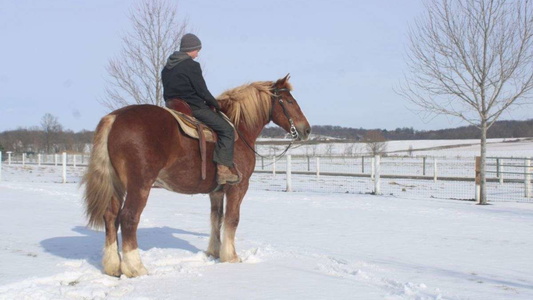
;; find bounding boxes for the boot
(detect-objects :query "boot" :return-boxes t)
[217,164,241,185]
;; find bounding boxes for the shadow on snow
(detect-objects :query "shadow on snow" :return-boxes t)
[40,225,209,269]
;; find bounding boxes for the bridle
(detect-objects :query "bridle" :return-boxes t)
[233,86,299,160]
[272,87,300,140]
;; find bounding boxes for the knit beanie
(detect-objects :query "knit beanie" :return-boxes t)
[180,33,202,52]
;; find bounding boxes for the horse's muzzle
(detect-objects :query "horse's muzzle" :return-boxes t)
[296,124,311,141]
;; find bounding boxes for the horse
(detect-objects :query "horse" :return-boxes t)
[82,75,311,277]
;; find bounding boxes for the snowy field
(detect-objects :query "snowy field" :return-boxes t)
[258,137,533,158]
[1,164,533,300]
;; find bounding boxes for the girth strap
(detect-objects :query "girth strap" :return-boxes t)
[197,123,208,180]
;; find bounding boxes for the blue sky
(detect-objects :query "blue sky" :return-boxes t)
[1,0,530,132]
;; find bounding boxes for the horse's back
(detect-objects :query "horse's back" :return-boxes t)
[109,105,179,151]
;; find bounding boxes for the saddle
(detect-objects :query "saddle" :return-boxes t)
[163,99,237,181]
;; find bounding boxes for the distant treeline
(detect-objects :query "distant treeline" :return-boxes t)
[2,119,532,153]
[261,119,533,140]
[0,128,93,153]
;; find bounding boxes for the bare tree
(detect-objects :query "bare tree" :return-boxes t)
[364,130,388,156]
[344,144,354,156]
[325,144,335,156]
[41,113,63,153]
[407,145,414,157]
[100,0,189,110]
[344,143,363,156]
[398,0,533,204]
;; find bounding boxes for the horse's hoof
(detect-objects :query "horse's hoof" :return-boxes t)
[121,262,148,278]
[104,268,122,277]
[220,255,241,263]
[205,250,220,259]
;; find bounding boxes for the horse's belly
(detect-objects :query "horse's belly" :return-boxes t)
[155,169,217,194]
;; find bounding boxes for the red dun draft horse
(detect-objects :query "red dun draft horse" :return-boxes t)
[82,75,310,277]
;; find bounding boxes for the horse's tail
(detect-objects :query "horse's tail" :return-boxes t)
[81,114,125,230]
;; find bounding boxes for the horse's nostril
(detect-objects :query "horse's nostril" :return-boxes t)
[305,128,311,135]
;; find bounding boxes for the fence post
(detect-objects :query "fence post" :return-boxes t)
[373,155,381,194]
[316,157,320,178]
[38,154,41,166]
[62,152,67,183]
[525,158,531,198]
[272,156,276,177]
[362,156,365,173]
[433,158,438,182]
[423,156,426,176]
[261,156,264,170]
[475,156,481,203]
[307,156,310,171]
[496,158,500,178]
[54,154,58,166]
[371,157,375,180]
[73,154,77,167]
[286,155,292,192]
[499,160,504,185]
[7,152,12,165]
[22,153,26,167]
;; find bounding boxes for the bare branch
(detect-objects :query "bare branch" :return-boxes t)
[397,0,533,204]
[100,0,189,111]
[398,0,533,127]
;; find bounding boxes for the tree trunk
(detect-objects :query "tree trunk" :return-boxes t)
[479,120,488,205]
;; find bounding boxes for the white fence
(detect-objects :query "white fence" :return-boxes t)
[1,151,90,167]
[1,151,532,203]
[0,152,89,184]
[253,155,533,203]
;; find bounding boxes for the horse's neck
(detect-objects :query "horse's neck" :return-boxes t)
[236,120,269,147]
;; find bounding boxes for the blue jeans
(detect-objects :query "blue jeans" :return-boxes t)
[192,108,235,167]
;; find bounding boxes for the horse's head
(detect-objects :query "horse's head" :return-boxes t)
[270,74,311,141]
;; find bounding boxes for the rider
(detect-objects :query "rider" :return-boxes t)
[161,33,240,185]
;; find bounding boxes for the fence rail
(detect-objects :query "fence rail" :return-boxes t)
[1,152,532,203]
[254,154,532,202]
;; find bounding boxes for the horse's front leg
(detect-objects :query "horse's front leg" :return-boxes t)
[119,184,151,277]
[207,190,224,259]
[220,183,248,263]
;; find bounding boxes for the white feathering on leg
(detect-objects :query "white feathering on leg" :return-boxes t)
[220,226,240,263]
[120,249,148,277]
[102,242,121,276]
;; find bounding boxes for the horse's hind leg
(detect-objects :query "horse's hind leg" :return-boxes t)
[119,184,151,277]
[102,196,122,277]
[206,190,224,259]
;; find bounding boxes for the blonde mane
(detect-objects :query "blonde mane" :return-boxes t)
[217,81,292,128]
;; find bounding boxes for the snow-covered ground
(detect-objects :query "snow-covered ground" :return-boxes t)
[258,137,533,158]
[1,165,533,299]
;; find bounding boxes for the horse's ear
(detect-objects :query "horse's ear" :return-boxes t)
[276,73,291,87]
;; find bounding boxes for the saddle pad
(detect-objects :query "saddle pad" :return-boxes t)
[162,107,237,142]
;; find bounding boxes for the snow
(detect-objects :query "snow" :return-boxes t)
[261,137,533,158]
[1,163,533,300]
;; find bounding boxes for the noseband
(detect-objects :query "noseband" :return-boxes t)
[272,88,299,140]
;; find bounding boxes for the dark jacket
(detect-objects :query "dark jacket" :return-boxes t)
[161,52,220,110]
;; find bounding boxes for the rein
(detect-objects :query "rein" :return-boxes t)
[230,87,298,161]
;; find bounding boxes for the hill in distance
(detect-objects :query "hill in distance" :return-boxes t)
[260,119,533,141]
